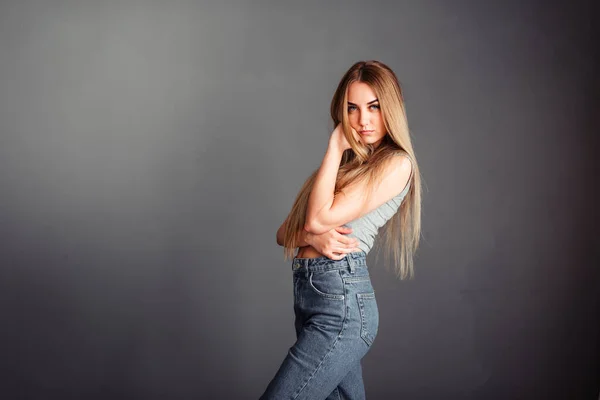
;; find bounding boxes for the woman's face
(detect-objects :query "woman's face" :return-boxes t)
[347,81,386,148]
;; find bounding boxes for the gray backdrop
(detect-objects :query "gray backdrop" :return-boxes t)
[0,1,598,399]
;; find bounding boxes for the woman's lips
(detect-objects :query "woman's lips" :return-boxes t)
[360,130,374,135]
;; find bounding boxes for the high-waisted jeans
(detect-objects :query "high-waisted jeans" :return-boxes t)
[259,251,379,400]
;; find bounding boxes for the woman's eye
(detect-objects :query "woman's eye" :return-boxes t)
[347,104,378,112]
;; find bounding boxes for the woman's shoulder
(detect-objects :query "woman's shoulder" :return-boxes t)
[387,151,413,175]
[391,149,413,162]
[384,151,413,195]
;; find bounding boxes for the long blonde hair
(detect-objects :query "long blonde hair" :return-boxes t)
[282,60,422,280]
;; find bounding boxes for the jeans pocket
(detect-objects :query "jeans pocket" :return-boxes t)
[357,292,379,346]
[308,270,345,300]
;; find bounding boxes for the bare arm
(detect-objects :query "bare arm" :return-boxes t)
[276,215,360,260]
[304,143,345,234]
[276,216,312,247]
[305,128,412,235]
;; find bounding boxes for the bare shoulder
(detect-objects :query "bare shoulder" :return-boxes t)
[378,153,413,194]
[336,152,412,219]
[306,151,414,233]
[389,153,413,178]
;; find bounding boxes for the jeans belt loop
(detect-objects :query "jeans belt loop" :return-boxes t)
[348,256,355,274]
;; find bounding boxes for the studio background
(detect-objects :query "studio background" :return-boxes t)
[0,1,598,399]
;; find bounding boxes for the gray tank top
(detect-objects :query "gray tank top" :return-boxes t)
[344,155,413,254]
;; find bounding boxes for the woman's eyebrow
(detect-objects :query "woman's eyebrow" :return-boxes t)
[347,99,379,106]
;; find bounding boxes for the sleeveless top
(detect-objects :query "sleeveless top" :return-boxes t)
[344,155,414,255]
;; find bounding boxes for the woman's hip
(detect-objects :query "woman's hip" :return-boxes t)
[291,252,380,348]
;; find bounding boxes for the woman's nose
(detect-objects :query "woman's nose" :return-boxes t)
[360,111,370,127]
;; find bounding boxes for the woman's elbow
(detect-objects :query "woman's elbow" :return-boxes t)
[304,221,328,235]
[276,231,285,246]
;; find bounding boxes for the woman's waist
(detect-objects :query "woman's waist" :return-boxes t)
[295,246,323,259]
[296,241,369,260]
[293,248,368,271]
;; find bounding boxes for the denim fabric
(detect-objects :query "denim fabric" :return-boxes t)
[259,251,379,400]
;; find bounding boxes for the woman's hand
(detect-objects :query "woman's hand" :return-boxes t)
[306,225,361,260]
[329,123,359,151]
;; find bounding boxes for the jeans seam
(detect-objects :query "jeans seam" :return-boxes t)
[357,292,376,347]
[344,276,370,283]
[292,273,349,400]
[308,271,345,300]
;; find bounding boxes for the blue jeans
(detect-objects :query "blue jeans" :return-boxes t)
[259,251,379,399]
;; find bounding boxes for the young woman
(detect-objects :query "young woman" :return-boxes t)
[259,60,421,399]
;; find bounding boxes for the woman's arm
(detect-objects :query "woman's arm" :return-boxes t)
[304,142,345,234]
[305,128,412,235]
[276,217,312,247]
